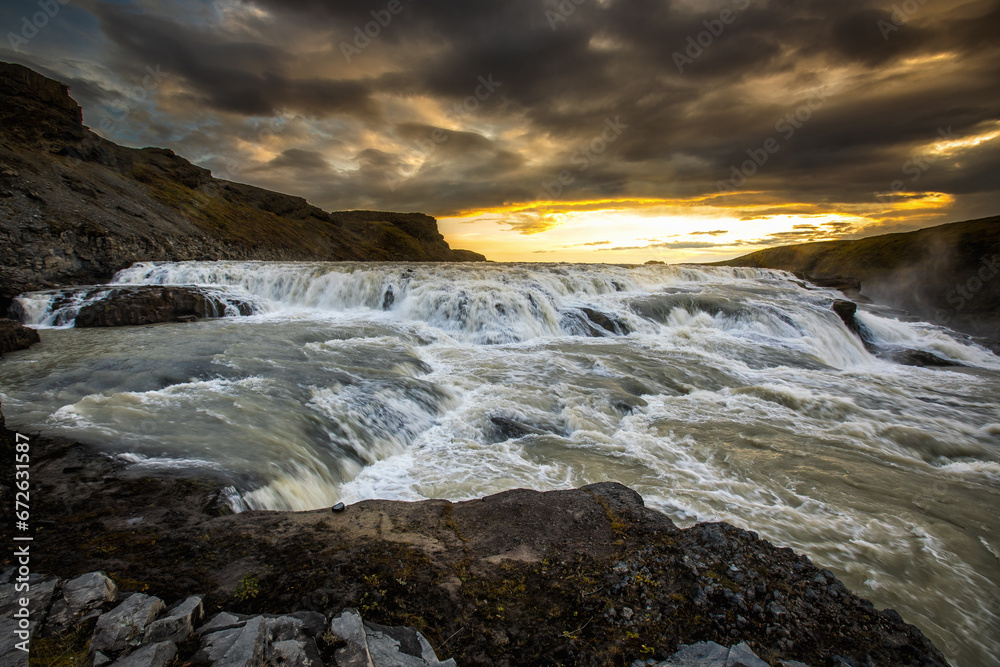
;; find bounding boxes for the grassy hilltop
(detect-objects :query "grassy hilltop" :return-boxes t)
[715,216,1000,341]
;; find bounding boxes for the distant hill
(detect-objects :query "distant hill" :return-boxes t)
[714,216,1000,342]
[0,62,484,313]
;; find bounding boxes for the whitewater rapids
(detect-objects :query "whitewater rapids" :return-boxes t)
[3,261,999,665]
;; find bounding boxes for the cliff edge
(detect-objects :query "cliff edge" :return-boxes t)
[714,216,1000,343]
[0,62,485,313]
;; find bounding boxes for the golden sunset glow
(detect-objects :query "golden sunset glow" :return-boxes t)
[9,0,996,263]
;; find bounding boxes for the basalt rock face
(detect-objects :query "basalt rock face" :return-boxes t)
[73,286,257,328]
[0,62,485,308]
[831,299,961,368]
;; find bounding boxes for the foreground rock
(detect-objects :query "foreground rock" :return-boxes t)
[0,415,950,667]
[0,569,454,667]
[0,318,39,355]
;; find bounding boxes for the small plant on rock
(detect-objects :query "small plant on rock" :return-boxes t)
[234,573,260,602]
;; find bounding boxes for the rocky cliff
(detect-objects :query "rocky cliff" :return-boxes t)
[714,216,1000,343]
[0,62,485,313]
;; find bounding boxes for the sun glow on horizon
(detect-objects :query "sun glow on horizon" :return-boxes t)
[438,193,956,263]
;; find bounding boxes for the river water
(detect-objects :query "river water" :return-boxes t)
[3,261,999,665]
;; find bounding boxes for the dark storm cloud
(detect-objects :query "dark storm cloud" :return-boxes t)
[7,0,997,226]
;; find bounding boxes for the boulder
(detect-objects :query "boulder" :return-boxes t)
[194,615,267,667]
[656,641,769,666]
[74,286,256,328]
[327,609,456,667]
[0,573,59,657]
[108,641,177,667]
[143,595,203,643]
[45,571,118,635]
[0,319,39,356]
[269,639,322,667]
[328,610,373,667]
[561,307,632,337]
[197,611,249,636]
[91,593,166,655]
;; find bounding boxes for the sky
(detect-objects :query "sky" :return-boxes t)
[2,0,999,263]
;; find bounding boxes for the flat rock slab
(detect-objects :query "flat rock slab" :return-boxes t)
[46,571,117,634]
[144,595,203,643]
[328,610,456,667]
[658,641,770,667]
[108,641,177,667]
[196,615,267,667]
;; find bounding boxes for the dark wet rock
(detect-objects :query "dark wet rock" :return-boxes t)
[0,318,39,356]
[487,413,567,442]
[832,300,963,368]
[203,486,251,516]
[581,307,631,335]
[877,347,962,368]
[488,415,548,440]
[561,306,632,337]
[332,502,346,512]
[74,286,255,328]
[832,299,858,322]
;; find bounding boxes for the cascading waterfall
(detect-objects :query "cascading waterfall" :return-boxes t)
[3,260,1000,665]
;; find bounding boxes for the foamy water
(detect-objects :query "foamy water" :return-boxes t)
[3,261,999,665]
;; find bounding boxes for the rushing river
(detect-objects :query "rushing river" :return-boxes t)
[3,261,999,665]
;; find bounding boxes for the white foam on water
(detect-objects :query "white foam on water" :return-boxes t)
[4,260,1000,665]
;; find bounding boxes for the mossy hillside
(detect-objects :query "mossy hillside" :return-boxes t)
[715,216,1000,340]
